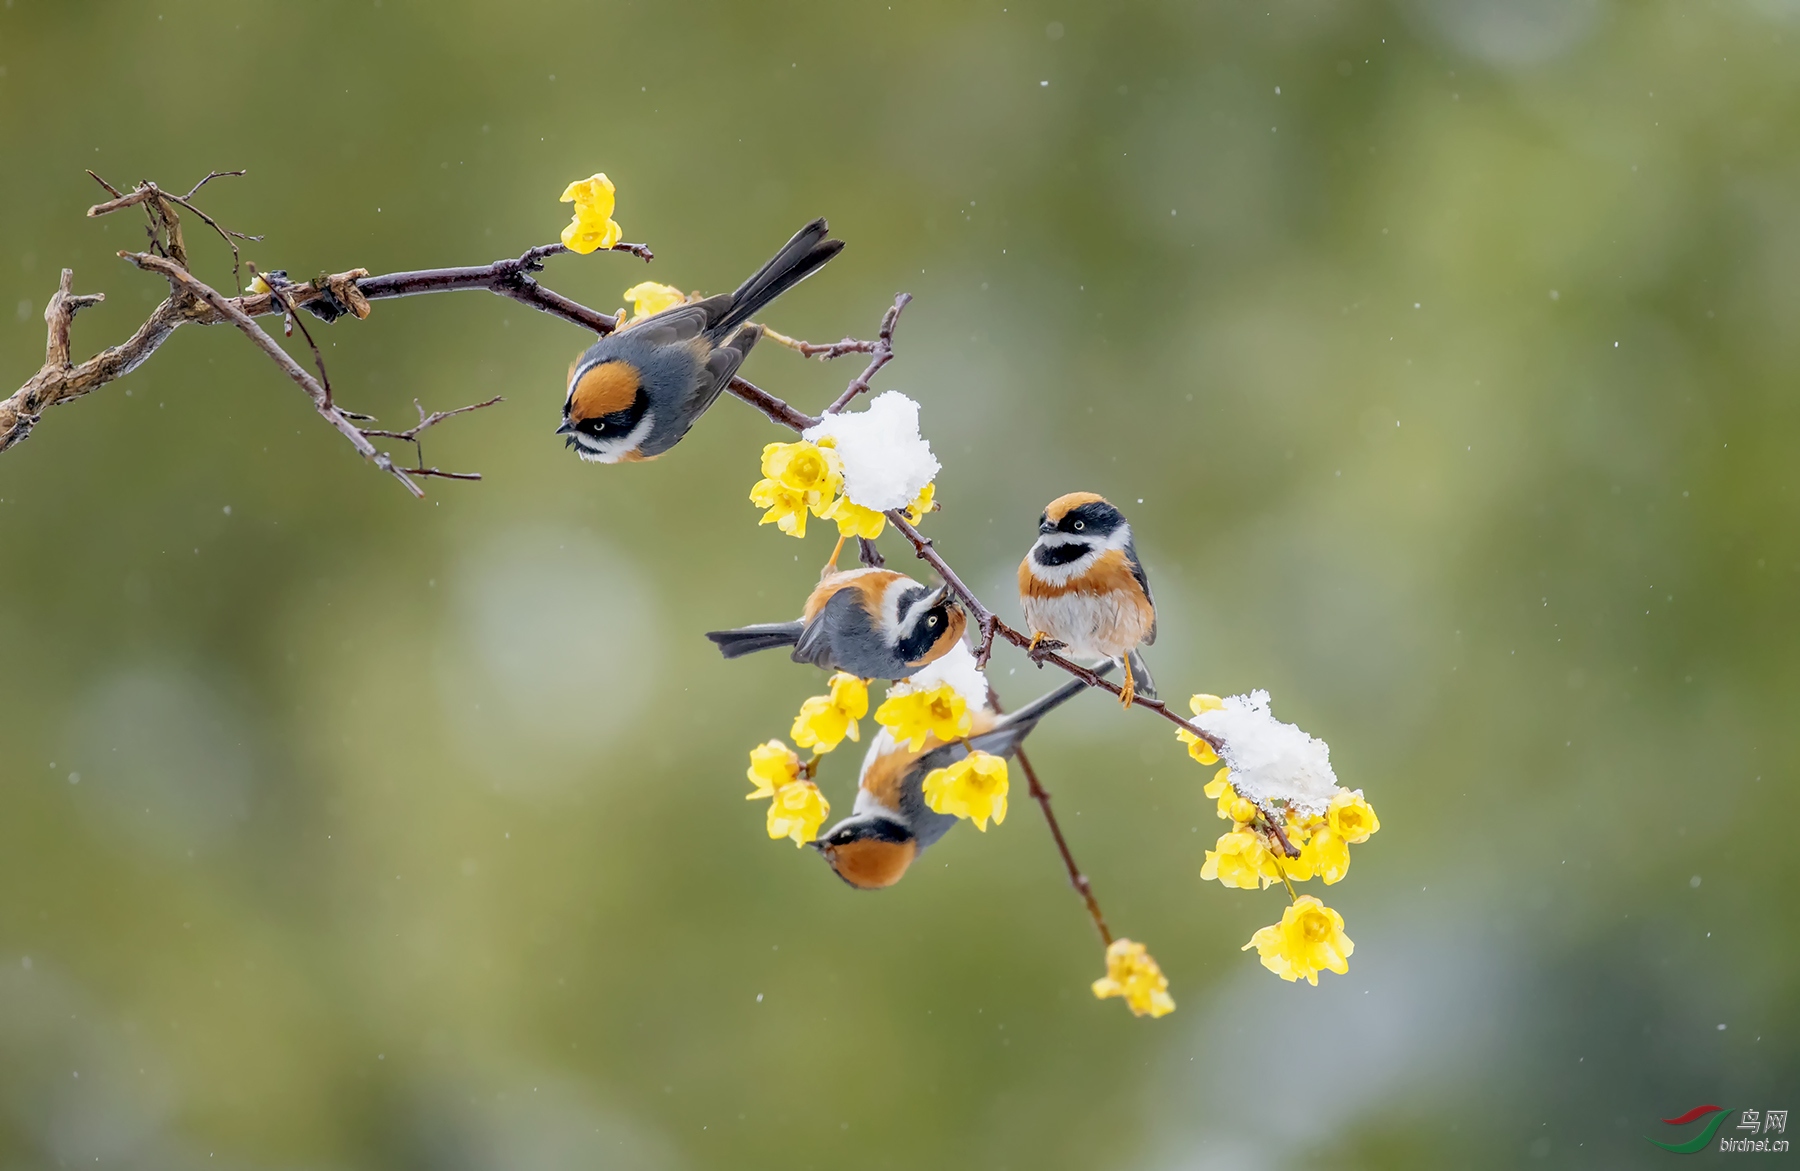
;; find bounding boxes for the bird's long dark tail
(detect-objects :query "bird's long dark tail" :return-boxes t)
[709,219,844,341]
[966,662,1117,759]
[705,621,806,659]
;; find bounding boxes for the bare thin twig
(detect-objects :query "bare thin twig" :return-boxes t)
[762,327,878,360]
[254,266,335,405]
[359,395,505,442]
[1014,744,1112,944]
[825,293,910,414]
[125,250,427,498]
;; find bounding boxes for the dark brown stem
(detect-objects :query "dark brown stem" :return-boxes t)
[353,240,650,333]
[1257,803,1302,859]
[395,466,482,482]
[726,376,820,431]
[1014,745,1112,945]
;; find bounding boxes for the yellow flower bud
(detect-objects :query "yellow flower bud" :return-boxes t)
[904,481,936,524]
[1090,937,1175,1018]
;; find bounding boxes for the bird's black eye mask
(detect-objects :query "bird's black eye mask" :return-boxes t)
[1056,501,1123,536]
[569,388,650,441]
[895,603,955,662]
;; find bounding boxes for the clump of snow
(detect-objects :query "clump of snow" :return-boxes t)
[888,640,989,709]
[803,391,939,510]
[1194,690,1340,816]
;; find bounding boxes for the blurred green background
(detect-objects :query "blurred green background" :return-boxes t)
[2,1,1797,1167]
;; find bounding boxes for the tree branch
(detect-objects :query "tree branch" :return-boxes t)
[125,250,430,498]
[0,175,662,474]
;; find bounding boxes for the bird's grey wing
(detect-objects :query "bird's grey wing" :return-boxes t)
[671,327,756,437]
[792,588,859,670]
[625,301,723,348]
[1125,536,1156,645]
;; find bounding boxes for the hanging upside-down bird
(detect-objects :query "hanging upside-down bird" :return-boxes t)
[706,566,966,681]
[811,667,1111,889]
[557,218,843,462]
[1018,492,1157,707]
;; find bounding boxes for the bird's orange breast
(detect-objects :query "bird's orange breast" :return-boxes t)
[1019,547,1144,601]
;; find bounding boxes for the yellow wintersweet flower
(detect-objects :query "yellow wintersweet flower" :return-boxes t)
[1200,829,1281,890]
[921,750,1009,831]
[1243,895,1353,985]
[245,273,272,296]
[1328,789,1380,844]
[620,281,686,325]
[1090,937,1175,1018]
[745,740,801,800]
[874,684,973,752]
[791,673,869,753]
[1228,796,1259,826]
[904,482,936,524]
[1297,825,1351,884]
[1176,694,1223,765]
[749,477,811,537]
[821,495,887,539]
[1211,777,1240,821]
[559,173,623,255]
[766,779,830,846]
[1203,766,1232,800]
[763,439,842,501]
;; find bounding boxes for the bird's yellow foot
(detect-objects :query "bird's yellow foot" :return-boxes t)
[1118,670,1136,707]
[1026,632,1066,663]
[822,534,848,577]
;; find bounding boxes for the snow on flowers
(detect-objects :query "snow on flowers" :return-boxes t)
[1179,690,1378,986]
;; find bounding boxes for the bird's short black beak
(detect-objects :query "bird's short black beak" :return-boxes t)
[808,838,831,854]
[555,420,574,435]
[1038,519,1056,534]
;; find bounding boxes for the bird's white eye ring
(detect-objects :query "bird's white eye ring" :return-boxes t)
[927,615,939,626]
[1073,520,1085,531]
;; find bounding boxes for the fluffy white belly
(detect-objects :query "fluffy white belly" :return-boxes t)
[1021,590,1149,660]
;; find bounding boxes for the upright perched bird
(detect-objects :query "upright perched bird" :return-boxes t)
[706,567,965,681]
[558,219,843,462]
[812,668,1110,889]
[1018,492,1157,706]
